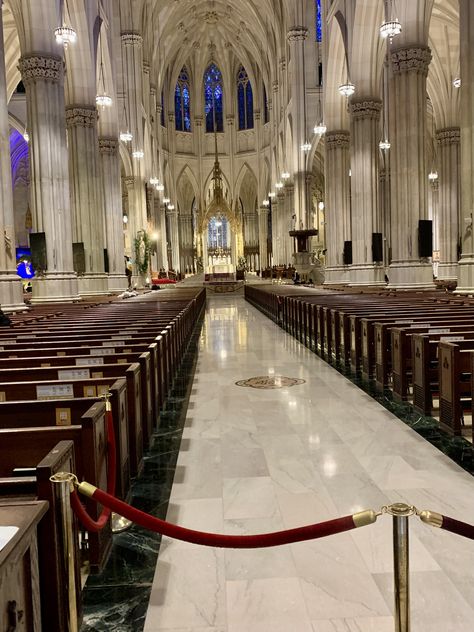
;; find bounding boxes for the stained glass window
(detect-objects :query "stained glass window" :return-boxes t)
[237,65,254,130]
[204,63,224,133]
[208,216,229,248]
[175,67,191,132]
[161,90,165,127]
[263,83,269,124]
[316,0,322,42]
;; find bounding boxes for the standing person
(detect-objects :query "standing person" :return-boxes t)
[125,256,133,288]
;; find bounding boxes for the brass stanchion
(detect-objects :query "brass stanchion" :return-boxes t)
[50,472,79,632]
[384,503,415,632]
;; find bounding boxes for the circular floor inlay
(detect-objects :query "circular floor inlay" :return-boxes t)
[235,376,306,389]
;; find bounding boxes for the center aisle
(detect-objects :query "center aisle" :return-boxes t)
[144,295,474,632]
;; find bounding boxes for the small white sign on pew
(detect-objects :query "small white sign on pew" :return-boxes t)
[89,347,115,356]
[58,369,91,380]
[440,336,465,341]
[111,335,132,340]
[37,384,74,400]
[76,357,104,366]
[410,323,430,328]
[0,340,16,345]
[429,329,451,334]
[104,341,124,346]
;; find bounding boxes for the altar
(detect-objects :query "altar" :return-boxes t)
[210,263,235,275]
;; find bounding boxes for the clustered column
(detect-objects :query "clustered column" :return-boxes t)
[99,138,127,292]
[349,99,385,285]
[167,207,180,271]
[257,206,269,271]
[66,105,107,295]
[19,53,79,302]
[388,46,434,288]
[436,128,460,280]
[324,130,351,285]
[0,1,25,310]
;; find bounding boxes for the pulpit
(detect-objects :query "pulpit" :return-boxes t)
[289,229,325,284]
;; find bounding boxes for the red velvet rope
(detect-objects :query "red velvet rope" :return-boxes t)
[81,487,358,548]
[441,515,474,540]
[71,409,116,533]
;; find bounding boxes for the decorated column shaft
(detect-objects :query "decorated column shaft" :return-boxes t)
[258,206,269,270]
[99,138,127,292]
[436,128,460,280]
[167,209,180,271]
[457,0,474,292]
[349,99,385,285]
[324,130,351,285]
[66,105,107,295]
[388,46,434,288]
[19,53,78,302]
[0,1,25,310]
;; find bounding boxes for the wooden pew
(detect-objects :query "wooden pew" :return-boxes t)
[0,401,111,572]
[0,440,81,632]
[438,340,474,436]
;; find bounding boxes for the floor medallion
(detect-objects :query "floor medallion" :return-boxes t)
[235,375,306,389]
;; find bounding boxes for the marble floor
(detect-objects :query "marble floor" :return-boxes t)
[144,295,474,632]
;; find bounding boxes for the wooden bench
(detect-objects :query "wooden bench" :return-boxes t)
[0,401,111,572]
[0,440,81,632]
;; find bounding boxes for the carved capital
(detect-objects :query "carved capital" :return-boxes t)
[349,99,382,120]
[19,53,63,84]
[150,85,157,97]
[287,26,308,42]
[156,104,163,114]
[258,207,269,217]
[272,80,279,93]
[436,127,460,146]
[285,185,295,196]
[279,58,287,72]
[98,137,118,155]
[124,176,136,188]
[65,105,97,128]
[143,61,150,74]
[194,115,203,127]
[226,115,234,126]
[325,130,350,150]
[121,31,143,46]
[391,46,432,76]
[254,110,261,121]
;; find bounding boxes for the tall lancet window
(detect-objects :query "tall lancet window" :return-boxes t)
[237,65,254,130]
[204,63,224,133]
[316,0,322,42]
[175,66,191,131]
[263,83,269,124]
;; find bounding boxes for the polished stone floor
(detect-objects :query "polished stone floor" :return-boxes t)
[143,296,474,632]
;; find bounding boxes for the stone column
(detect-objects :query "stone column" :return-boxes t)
[167,208,180,271]
[349,99,385,285]
[287,26,309,226]
[324,131,351,285]
[434,128,460,281]
[0,2,25,310]
[66,106,107,295]
[388,46,434,288]
[99,138,127,292]
[19,53,78,303]
[283,184,295,266]
[153,197,164,271]
[457,1,474,292]
[271,197,281,264]
[258,206,269,271]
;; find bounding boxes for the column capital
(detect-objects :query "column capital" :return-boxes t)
[194,115,203,126]
[65,105,98,128]
[124,175,136,188]
[143,60,150,74]
[325,130,350,149]
[150,84,157,97]
[285,184,295,196]
[254,110,261,121]
[436,127,461,146]
[348,99,382,120]
[287,26,308,41]
[168,113,175,123]
[272,80,279,93]
[279,57,287,72]
[99,137,118,154]
[18,53,63,85]
[121,31,143,46]
[391,46,432,76]
[226,115,235,126]
[258,206,269,217]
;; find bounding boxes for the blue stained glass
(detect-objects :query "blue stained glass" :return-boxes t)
[175,66,192,132]
[238,83,245,130]
[316,0,322,42]
[183,84,191,131]
[175,83,183,131]
[204,64,224,132]
[246,81,254,129]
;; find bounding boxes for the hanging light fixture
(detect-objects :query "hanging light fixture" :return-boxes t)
[132,149,144,159]
[275,181,283,190]
[123,214,128,224]
[313,82,326,135]
[120,130,133,142]
[262,199,270,207]
[379,140,391,150]
[380,0,402,42]
[54,0,77,48]
[453,78,461,88]
[95,2,112,107]
[150,177,159,186]
[156,183,165,192]
[301,141,312,152]
[281,172,290,180]
[379,56,390,151]
[163,197,170,205]
[23,128,29,143]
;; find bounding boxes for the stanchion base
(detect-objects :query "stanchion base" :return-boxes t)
[112,512,133,533]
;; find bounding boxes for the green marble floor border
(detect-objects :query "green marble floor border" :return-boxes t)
[80,311,205,632]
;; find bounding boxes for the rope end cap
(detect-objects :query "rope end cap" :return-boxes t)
[352,509,378,528]
[419,510,443,528]
[78,481,98,498]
